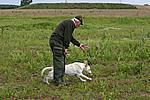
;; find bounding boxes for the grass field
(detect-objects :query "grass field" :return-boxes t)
[0,16,150,99]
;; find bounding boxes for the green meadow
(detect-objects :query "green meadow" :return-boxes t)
[0,16,150,99]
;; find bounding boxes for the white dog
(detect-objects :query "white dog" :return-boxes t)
[41,61,92,84]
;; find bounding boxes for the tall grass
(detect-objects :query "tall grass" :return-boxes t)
[0,16,150,99]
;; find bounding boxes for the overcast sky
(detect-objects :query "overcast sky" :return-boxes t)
[0,0,150,5]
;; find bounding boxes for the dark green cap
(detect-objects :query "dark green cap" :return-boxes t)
[75,15,83,25]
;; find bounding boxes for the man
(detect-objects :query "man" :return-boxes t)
[49,15,88,86]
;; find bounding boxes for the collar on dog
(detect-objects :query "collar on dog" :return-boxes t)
[85,64,88,67]
[74,64,83,71]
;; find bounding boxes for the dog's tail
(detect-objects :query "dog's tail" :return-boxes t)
[41,67,53,77]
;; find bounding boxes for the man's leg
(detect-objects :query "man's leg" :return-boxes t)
[52,46,65,86]
[61,55,66,82]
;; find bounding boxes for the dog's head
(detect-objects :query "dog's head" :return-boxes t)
[84,60,92,74]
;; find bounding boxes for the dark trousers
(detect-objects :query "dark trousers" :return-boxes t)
[50,45,65,84]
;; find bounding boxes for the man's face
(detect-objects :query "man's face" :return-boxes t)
[75,20,81,28]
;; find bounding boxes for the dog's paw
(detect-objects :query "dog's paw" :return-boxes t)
[46,81,50,85]
[82,79,86,82]
[43,77,50,84]
[88,78,92,81]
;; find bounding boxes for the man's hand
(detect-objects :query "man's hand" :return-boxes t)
[79,44,88,52]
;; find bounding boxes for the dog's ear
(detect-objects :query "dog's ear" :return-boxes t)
[84,60,88,66]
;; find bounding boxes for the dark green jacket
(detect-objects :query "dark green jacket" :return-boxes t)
[50,19,80,49]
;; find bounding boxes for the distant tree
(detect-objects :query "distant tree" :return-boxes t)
[21,0,32,6]
[144,4,149,6]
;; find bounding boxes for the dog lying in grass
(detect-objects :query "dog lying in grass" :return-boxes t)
[41,60,92,84]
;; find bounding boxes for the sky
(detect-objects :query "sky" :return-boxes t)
[0,0,150,5]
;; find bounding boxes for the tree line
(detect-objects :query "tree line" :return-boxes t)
[0,1,136,9]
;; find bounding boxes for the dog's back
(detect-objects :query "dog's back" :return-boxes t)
[65,62,85,76]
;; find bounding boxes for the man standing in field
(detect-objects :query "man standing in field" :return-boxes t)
[49,15,88,86]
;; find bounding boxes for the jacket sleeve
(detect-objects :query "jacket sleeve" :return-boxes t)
[71,36,80,47]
